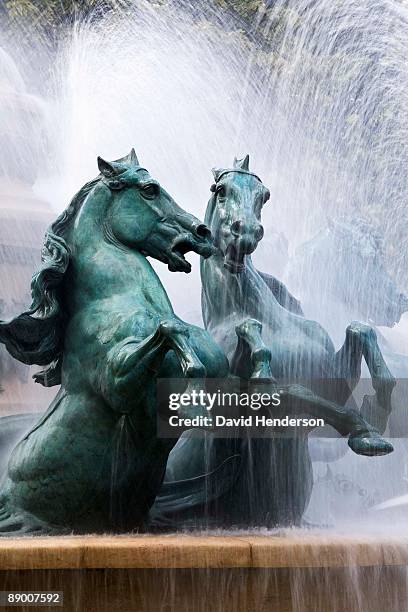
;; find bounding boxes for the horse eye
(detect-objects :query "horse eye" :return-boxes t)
[141,184,159,199]
[217,186,226,198]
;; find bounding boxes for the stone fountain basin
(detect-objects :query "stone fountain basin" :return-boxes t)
[0,534,407,611]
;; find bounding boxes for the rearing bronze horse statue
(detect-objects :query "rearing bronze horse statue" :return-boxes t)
[155,156,395,528]
[0,150,228,535]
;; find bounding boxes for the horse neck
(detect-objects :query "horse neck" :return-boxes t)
[66,189,173,315]
[201,252,284,331]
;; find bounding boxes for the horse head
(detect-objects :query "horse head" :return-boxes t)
[206,155,270,273]
[0,149,214,384]
[96,149,214,272]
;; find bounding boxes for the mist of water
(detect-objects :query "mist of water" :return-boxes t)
[2,0,408,533]
[35,1,270,324]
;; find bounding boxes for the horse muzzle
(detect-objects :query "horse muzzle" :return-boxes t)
[223,234,261,274]
[168,230,215,273]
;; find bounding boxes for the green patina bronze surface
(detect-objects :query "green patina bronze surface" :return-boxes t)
[0,152,397,534]
[0,150,228,534]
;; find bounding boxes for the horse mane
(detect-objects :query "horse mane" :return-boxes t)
[0,176,101,387]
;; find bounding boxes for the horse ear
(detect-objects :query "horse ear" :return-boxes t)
[233,155,250,171]
[97,156,116,177]
[130,148,139,166]
[212,167,223,182]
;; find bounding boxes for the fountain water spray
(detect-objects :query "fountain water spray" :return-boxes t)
[2,0,408,532]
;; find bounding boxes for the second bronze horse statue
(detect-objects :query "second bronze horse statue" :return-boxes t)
[154,155,395,528]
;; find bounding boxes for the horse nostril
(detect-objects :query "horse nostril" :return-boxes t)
[195,224,212,239]
[255,225,264,241]
[231,220,244,237]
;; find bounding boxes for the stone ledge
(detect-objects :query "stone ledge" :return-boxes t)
[0,534,407,570]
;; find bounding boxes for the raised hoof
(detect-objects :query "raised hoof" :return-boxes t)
[348,434,394,456]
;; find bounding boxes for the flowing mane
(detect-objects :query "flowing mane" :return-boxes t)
[0,176,101,387]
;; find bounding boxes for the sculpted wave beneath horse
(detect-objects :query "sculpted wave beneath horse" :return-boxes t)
[0,150,228,535]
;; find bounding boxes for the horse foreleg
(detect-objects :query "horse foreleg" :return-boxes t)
[331,322,395,432]
[159,320,206,379]
[231,318,274,380]
[104,319,206,413]
[280,384,393,457]
[331,322,364,383]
